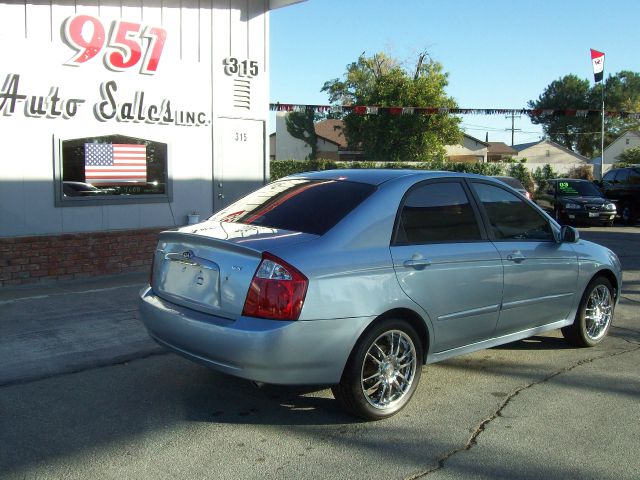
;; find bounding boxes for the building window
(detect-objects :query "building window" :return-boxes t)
[626,138,630,145]
[55,134,170,206]
[546,149,550,157]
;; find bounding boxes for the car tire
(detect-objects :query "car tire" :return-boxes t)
[562,276,614,347]
[621,204,636,225]
[332,319,423,420]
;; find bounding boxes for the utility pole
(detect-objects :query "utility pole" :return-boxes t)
[505,112,521,146]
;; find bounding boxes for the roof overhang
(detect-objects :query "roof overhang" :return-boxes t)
[269,0,306,10]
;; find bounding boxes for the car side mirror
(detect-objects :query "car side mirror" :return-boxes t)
[560,225,580,243]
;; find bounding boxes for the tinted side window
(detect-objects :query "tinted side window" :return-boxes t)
[629,170,640,185]
[615,169,629,183]
[395,182,481,244]
[602,170,616,183]
[210,179,375,235]
[473,182,553,241]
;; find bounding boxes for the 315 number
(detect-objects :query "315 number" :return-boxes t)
[63,14,167,75]
[223,57,259,78]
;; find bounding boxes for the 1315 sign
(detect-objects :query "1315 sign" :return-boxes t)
[223,57,259,78]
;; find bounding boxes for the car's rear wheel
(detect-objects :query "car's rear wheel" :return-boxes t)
[621,204,636,225]
[562,276,614,347]
[332,319,422,420]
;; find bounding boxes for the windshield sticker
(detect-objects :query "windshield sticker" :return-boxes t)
[558,182,579,195]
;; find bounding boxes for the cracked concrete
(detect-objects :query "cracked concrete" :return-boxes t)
[407,344,640,479]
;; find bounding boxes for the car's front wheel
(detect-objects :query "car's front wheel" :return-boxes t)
[332,319,422,420]
[562,276,614,347]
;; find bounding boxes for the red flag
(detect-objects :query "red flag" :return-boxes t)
[590,49,605,83]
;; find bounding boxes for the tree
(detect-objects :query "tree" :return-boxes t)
[321,52,461,162]
[529,72,640,158]
[285,108,320,160]
[618,145,640,164]
[527,75,593,154]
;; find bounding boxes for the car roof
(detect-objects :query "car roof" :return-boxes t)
[553,178,592,182]
[287,169,492,186]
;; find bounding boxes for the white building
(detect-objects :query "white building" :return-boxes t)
[444,134,488,163]
[594,130,640,174]
[513,139,591,175]
[0,0,303,286]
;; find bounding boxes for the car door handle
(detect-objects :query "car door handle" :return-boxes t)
[506,251,526,263]
[403,259,432,268]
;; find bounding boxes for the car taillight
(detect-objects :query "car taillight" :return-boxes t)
[242,252,308,321]
[525,192,532,200]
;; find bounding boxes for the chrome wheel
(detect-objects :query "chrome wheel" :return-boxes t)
[585,284,613,341]
[360,330,417,410]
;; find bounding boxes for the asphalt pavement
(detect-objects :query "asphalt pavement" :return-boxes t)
[0,272,162,387]
[0,226,638,479]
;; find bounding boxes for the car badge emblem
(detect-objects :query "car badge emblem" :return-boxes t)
[183,250,194,260]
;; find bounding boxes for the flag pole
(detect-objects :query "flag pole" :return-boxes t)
[590,48,606,179]
[601,80,605,178]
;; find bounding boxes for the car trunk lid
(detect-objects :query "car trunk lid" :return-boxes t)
[152,222,316,320]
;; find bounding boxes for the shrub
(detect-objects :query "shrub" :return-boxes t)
[507,162,535,192]
[617,146,640,164]
[533,164,558,192]
[565,165,594,180]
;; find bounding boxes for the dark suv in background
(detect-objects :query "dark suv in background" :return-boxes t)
[599,167,640,224]
[535,178,616,226]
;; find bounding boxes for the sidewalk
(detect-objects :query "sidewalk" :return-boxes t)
[0,272,164,387]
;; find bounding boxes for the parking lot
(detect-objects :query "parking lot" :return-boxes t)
[0,226,638,480]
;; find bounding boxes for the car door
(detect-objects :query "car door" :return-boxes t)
[390,179,503,353]
[601,169,617,201]
[469,180,579,336]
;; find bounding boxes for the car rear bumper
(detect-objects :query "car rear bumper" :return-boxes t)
[138,286,371,385]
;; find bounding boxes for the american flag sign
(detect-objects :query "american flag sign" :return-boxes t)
[84,143,147,184]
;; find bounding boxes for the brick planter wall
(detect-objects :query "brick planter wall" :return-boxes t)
[0,227,169,287]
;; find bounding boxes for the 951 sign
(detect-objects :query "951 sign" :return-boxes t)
[63,14,167,75]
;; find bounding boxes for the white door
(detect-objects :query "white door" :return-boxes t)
[213,118,266,212]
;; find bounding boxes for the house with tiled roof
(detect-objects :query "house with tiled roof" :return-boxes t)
[273,114,365,161]
[487,142,518,162]
[444,134,488,163]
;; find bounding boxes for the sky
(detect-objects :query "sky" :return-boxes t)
[269,0,640,147]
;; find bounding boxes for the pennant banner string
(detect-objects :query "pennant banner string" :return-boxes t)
[269,103,640,119]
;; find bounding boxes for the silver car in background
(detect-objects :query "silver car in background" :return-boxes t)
[139,170,622,420]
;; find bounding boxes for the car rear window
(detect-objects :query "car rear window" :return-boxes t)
[210,178,375,235]
[495,177,524,189]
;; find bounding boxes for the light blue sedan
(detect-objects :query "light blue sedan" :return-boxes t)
[139,170,622,420]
